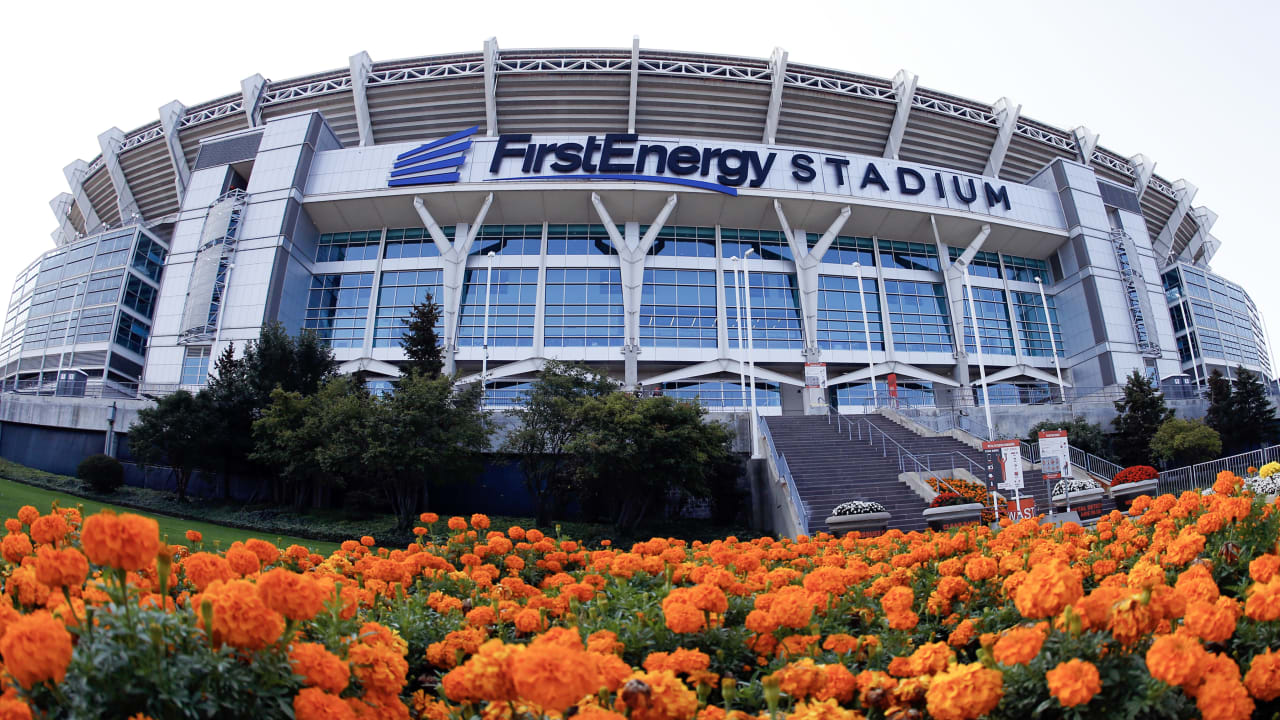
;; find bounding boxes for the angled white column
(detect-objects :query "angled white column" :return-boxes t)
[1153,179,1198,262]
[932,217,992,400]
[1184,206,1218,264]
[592,192,678,388]
[1072,126,1098,166]
[483,37,499,136]
[984,97,1021,178]
[1128,154,1156,201]
[97,128,140,223]
[775,200,852,359]
[412,194,494,375]
[883,69,917,160]
[763,47,788,144]
[627,36,640,134]
[158,101,191,199]
[349,51,375,147]
[50,193,76,246]
[63,160,101,232]
[240,74,267,127]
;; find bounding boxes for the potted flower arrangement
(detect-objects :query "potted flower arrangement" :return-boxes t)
[825,500,891,536]
[1052,476,1106,509]
[1108,465,1159,511]
[922,491,984,531]
[1245,461,1280,502]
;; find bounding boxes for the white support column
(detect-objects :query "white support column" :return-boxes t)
[883,69,917,160]
[97,128,140,223]
[349,51,375,147]
[1129,153,1156,201]
[1185,207,1218,264]
[775,200,852,360]
[591,192,679,388]
[158,101,191,199]
[627,36,640,134]
[50,193,76,246]
[62,160,101,233]
[1153,179,1198,262]
[933,217,992,404]
[240,74,267,128]
[533,222,548,357]
[412,194,494,375]
[763,47,788,145]
[984,97,1021,178]
[1072,126,1098,166]
[483,37,499,137]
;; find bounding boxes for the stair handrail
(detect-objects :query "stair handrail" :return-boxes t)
[1018,439,1123,483]
[759,416,811,536]
[833,410,966,499]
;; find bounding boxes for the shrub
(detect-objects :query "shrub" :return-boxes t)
[1112,465,1158,486]
[1150,417,1222,468]
[76,453,124,493]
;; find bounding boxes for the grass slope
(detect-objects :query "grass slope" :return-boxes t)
[0,475,338,555]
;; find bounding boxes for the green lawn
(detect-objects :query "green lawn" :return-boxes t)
[0,476,338,555]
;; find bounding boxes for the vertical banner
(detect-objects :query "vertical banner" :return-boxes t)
[982,439,1024,492]
[1037,430,1070,481]
[804,363,827,408]
[886,373,899,408]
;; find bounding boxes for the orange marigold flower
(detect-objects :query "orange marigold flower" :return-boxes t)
[225,546,260,577]
[0,699,33,720]
[293,687,355,720]
[1046,659,1101,708]
[662,602,705,634]
[79,511,160,572]
[963,556,998,582]
[360,536,375,547]
[1185,596,1240,643]
[1,533,33,564]
[1244,648,1280,702]
[349,641,408,696]
[257,568,328,621]
[1196,671,1256,720]
[1251,554,1280,584]
[182,552,236,592]
[513,608,546,634]
[15,506,38,527]
[1245,577,1280,622]
[0,611,73,689]
[821,634,859,654]
[289,642,350,694]
[1146,633,1208,687]
[948,618,977,648]
[925,662,1003,720]
[200,579,285,650]
[510,641,601,713]
[185,530,202,544]
[244,538,280,567]
[442,639,520,703]
[470,514,491,530]
[614,670,698,720]
[991,625,1047,667]
[1014,559,1081,619]
[33,546,89,590]
[768,658,827,700]
[447,517,467,531]
[28,515,69,546]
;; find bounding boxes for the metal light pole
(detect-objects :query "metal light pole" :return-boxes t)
[1035,276,1065,402]
[730,257,747,409]
[853,261,877,409]
[481,251,496,407]
[960,268,995,439]
[741,248,760,458]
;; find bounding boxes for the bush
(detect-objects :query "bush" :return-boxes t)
[76,453,124,493]
[1150,417,1222,468]
[1112,465,1158,486]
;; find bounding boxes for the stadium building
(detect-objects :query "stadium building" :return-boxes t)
[2,40,1272,416]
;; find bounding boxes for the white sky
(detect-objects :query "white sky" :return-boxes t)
[3,0,1277,375]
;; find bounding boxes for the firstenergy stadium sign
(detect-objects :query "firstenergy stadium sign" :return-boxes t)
[390,127,1015,211]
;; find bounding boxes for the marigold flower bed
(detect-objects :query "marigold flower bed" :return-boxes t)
[1,473,1279,719]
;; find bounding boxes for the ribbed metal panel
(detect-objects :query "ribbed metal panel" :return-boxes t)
[774,86,893,156]
[119,138,180,220]
[1140,189,1177,245]
[179,114,249,171]
[1172,213,1199,258]
[68,202,85,235]
[496,74,629,135]
[1001,133,1074,184]
[898,111,996,175]
[366,76,486,145]
[82,166,122,228]
[635,76,768,142]
[262,92,360,147]
[70,349,108,367]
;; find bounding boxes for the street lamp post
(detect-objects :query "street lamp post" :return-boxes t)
[741,248,760,458]
[853,261,877,410]
[481,251,496,407]
[960,269,995,440]
[731,257,747,410]
[1035,276,1065,401]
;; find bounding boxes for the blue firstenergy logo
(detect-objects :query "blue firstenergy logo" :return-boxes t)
[388,126,478,187]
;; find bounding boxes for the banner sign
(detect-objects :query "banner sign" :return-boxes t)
[1037,430,1071,481]
[1007,497,1037,522]
[982,439,1024,492]
[804,363,827,390]
[887,373,898,399]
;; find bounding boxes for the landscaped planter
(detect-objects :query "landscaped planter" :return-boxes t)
[1052,487,1107,521]
[1108,478,1159,511]
[922,502,984,531]
[825,511,891,537]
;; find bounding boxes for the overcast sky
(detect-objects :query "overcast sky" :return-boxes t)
[3,0,1277,375]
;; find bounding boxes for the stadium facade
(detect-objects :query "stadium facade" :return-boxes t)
[1,41,1271,414]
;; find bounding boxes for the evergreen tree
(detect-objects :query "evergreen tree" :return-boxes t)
[1204,369,1233,441]
[1111,369,1174,466]
[128,390,217,501]
[400,297,445,378]
[1228,366,1279,452]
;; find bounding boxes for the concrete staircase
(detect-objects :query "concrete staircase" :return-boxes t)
[764,415,932,535]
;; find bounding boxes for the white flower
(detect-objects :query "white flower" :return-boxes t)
[1246,474,1280,495]
[832,500,887,516]
[1052,477,1099,496]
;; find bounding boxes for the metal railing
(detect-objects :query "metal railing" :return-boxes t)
[1018,440,1124,483]
[827,409,963,497]
[0,378,143,400]
[1158,444,1280,495]
[759,416,811,535]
